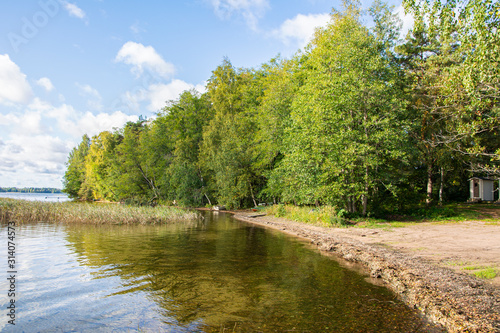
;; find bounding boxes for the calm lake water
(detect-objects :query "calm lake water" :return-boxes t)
[0,192,70,202]
[0,209,440,332]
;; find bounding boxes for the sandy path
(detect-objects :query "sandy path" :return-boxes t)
[335,221,500,286]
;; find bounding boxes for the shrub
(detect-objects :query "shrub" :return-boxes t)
[275,204,286,217]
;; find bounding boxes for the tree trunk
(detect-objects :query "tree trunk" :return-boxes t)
[426,162,433,206]
[204,193,212,206]
[362,166,369,216]
[439,166,444,205]
[249,183,258,208]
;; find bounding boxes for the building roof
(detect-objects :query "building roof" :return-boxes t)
[469,177,498,181]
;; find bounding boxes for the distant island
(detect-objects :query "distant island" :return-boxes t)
[0,187,62,193]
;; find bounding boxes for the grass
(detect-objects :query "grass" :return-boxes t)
[0,198,200,225]
[263,203,500,229]
[472,268,497,279]
[264,204,348,227]
[463,266,498,279]
[444,261,498,280]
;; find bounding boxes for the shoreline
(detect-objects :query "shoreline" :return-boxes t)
[231,211,500,333]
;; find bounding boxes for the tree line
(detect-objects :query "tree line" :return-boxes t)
[0,187,62,193]
[63,0,499,215]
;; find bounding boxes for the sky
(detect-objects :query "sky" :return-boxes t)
[0,0,412,189]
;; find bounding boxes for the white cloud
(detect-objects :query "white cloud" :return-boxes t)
[36,77,55,92]
[20,111,47,134]
[272,13,330,49]
[209,0,270,30]
[0,113,19,126]
[0,97,139,187]
[76,83,103,110]
[25,98,136,138]
[115,42,175,79]
[70,111,138,137]
[62,1,87,21]
[123,79,206,112]
[0,54,33,105]
[147,80,196,111]
[0,132,73,187]
[395,4,414,38]
[130,21,146,34]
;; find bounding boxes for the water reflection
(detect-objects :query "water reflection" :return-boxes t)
[1,212,439,332]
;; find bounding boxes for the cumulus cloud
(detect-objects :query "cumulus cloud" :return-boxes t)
[122,79,206,112]
[147,80,200,111]
[68,111,138,137]
[76,82,103,110]
[0,96,139,187]
[0,132,73,186]
[36,77,55,92]
[209,0,270,30]
[0,54,33,105]
[62,1,87,21]
[272,13,330,49]
[115,42,175,79]
[24,98,137,138]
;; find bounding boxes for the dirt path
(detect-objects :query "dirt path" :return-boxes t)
[232,212,500,333]
[336,221,500,287]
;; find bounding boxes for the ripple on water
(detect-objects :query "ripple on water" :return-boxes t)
[0,216,441,332]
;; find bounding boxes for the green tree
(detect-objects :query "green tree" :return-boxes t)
[83,131,119,201]
[399,0,499,206]
[63,134,90,198]
[111,120,159,204]
[200,59,264,208]
[162,90,214,206]
[254,57,298,203]
[275,2,408,215]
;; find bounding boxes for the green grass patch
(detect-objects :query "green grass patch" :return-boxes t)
[265,204,348,227]
[264,202,500,229]
[473,268,497,279]
[461,265,498,279]
[0,198,200,225]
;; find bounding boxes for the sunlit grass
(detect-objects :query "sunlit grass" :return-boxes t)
[0,198,200,225]
[462,266,498,279]
[264,204,348,227]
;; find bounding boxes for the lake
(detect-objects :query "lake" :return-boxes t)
[0,209,440,332]
[0,192,70,202]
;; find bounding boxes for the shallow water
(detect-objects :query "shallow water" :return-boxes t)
[0,211,439,332]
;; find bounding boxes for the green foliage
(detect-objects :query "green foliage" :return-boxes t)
[62,0,499,213]
[63,134,90,199]
[266,204,347,227]
[273,3,409,215]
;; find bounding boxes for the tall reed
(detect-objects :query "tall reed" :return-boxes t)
[0,198,200,225]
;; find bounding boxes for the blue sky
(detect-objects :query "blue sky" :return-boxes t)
[0,0,411,188]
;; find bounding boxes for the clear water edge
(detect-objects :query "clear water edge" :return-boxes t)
[0,207,442,332]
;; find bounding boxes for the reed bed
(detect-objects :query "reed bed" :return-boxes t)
[0,198,200,225]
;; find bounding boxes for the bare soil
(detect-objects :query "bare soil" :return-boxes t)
[337,221,500,287]
[231,211,500,333]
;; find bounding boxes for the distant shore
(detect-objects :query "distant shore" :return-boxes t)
[232,211,500,333]
[0,187,63,193]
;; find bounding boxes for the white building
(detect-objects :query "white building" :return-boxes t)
[469,177,497,202]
